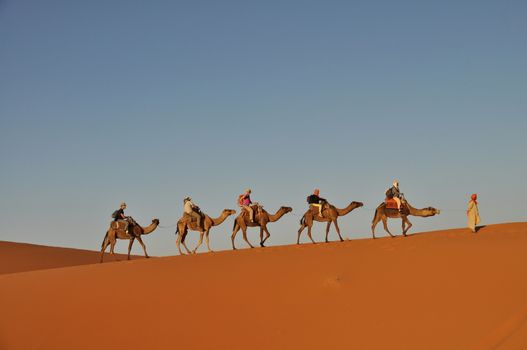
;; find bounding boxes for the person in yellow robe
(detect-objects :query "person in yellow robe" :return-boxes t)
[467,194,480,233]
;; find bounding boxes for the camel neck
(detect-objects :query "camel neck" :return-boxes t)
[336,202,360,216]
[211,212,230,226]
[142,222,159,234]
[269,208,287,222]
[407,204,428,216]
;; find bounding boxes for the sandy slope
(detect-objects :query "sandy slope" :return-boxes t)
[1,223,526,350]
[0,241,141,275]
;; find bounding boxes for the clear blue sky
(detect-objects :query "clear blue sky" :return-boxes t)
[1,0,526,256]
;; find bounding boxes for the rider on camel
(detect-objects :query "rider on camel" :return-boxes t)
[184,197,202,227]
[238,189,254,223]
[113,202,130,234]
[386,180,403,212]
[307,189,327,217]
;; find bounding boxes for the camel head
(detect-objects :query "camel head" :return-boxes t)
[280,206,293,213]
[351,201,364,208]
[152,218,160,225]
[223,209,236,216]
[421,207,440,217]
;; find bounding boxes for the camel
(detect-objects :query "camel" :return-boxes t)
[371,199,440,238]
[175,209,236,255]
[297,201,363,244]
[231,205,292,249]
[100,218,160,262]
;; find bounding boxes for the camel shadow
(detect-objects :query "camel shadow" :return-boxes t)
[475,225,486,233]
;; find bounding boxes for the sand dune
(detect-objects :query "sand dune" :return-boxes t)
[0,241,140,275]
[1,223,526,349]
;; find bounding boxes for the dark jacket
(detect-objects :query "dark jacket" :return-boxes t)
[385,186,401,199]
[307,194,326,204]
[113,208,125,221]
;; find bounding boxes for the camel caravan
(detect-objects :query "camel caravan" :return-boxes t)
[100,182,441,262]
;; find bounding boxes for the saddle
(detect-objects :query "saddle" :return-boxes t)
[183,211,205,223]
[242,204,263,219]
[110,217,136,232]
[384,198,408,213]
[110,221,127,230]
[384,198,399,209]
[109,221,135,237]
[309,203,329,218]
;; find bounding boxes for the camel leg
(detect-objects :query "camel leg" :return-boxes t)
[297,223,306,244]
[371,214,380,239]
[259,227,264,247]
[193,231,205,254]
[333,220,344,242]
[261,226,271,247]
[241,227,254,249]
[231,224,240,250]
[176,232,185,255]
[382,218,395,238]
[109,236,118,260]
[307,224,316,244]
[402,217,412,236]
[180,231,192,254]
[127,237,135,260]
[205,230,214,252]
[100,235,110,263]
[136,236,149,258]
[325,222,331,243]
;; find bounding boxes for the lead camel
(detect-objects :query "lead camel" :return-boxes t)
[371,199,440,238]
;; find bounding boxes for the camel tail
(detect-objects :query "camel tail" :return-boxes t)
[175,226,179,236]
[101,231,108,249]
[300,215,305,225]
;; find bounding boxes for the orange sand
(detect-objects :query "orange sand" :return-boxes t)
[1,223,526,349]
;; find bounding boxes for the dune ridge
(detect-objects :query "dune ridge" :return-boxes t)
[0,241,140,275]
[1,222,526,349]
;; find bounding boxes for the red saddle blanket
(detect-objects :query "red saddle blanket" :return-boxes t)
[385,198,398,209]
